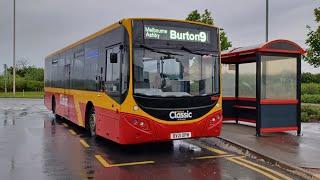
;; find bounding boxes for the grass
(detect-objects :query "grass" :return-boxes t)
[0,91,44,99]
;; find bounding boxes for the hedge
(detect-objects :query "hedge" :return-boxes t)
[301,94,320,104]
[301,104,320,122]
[301,83,320,95]
[301,73,320,83]
[0,76,43,92]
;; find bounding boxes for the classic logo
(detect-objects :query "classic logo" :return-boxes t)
[169,110,192,120]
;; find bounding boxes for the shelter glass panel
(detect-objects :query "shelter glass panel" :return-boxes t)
[239,62,256,98]
[222,64,236,97]
[261,56,297,100]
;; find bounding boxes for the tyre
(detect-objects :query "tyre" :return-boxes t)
[88,108,96,137]
[52,96,61,120]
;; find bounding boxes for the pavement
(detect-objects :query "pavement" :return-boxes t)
[0,98,304,179]
[220,122,320,175]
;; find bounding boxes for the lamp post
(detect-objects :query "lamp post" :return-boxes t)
[3,64,7,94]
[13,0,16,95]
[266,0,269,42]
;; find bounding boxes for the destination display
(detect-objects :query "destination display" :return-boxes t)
[144,25,210,43]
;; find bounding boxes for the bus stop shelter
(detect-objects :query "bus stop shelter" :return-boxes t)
[221,39,305,136]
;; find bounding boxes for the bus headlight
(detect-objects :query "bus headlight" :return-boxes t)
[129,118,150,131]
[139,121,145,127]
[209,112,222,127]
[210,117,216,126]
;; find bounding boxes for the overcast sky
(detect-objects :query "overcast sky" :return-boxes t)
[0,0,319,73]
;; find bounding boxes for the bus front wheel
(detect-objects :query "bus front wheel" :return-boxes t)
[87,108,96,137]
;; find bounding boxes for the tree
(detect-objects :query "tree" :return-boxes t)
[186,9,232,51]
[2,61,44,92]
[305,7,320,68]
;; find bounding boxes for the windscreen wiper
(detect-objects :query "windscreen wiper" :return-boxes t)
[180,46,211,56]
[139,44,182,56]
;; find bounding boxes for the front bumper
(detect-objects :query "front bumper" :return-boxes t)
[118,111,222,144]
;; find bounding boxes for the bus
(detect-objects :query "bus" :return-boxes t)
[44,18,222,144]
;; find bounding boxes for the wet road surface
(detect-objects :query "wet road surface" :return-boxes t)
[0,99,301,180]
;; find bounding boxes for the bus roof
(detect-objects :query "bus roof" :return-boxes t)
[46,18,218,59]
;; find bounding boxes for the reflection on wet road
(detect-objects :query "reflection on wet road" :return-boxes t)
[0,99,299,179]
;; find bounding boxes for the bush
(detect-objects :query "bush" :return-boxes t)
[302,94,320,104]
[0,75,43,92]
[301,73,320,83]
[301,104,320,122]
[301,83,320,95]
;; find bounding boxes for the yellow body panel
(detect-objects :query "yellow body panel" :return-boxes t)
[45,87,222,125]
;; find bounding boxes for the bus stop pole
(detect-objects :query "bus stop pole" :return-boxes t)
[256,53,262,136]
[297,55,302,136]
[235,64,239,124]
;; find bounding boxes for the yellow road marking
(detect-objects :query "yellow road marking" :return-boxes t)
[95,155,111,167]
[62,123,68,127]
[227,157,281,180]
[80,139,90,148]
[232,157,293,180]
[107,161,155,167]
[191,141,292,179]
[95,154,154,168]
[191,141,228,155]
[193,154,235,160]
[68,129,77,135]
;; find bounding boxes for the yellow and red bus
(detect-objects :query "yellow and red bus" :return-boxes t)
[44,18,222,144]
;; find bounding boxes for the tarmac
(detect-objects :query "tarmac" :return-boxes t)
[219,122,320,175]
[0,98,302,179]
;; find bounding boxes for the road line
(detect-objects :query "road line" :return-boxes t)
[193,154,235,160]
[80,139,90,148]
[62,123,68,128]
[95,155,111,167]
[227,157,281,180]
[189,141,293,179]
[68,129,77,135]
[232,157,293,180]
[108,161,155,167]
[95,154,154,168]
[191,141,228,155]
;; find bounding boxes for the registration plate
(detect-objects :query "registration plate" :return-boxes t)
[170,132,192,139]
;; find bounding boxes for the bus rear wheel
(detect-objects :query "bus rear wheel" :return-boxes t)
[87,108,96,137]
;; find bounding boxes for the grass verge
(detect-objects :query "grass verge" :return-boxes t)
[0,91,44,99]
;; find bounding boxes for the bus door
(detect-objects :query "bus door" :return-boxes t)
[103,45,122,135]
[63,64,71,118]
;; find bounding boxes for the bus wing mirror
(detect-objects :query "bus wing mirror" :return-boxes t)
[110,53,118,63]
